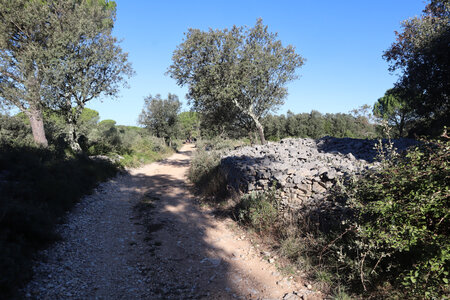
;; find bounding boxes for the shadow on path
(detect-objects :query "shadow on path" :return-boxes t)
[123,146,248,299]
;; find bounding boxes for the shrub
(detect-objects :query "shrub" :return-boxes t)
[0,114,33,147]
[236,188,280,234]
[117,136,175,168]
[188,148,226,198]
[188,138,249,199]
[323,138,449,298]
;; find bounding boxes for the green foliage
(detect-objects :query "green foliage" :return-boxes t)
[196,137,248,152]
[262,110,378,140]
[373,88,416,137]
[0,0,133,148]
[188,148,223,195]
[338,138,449,297]
[118,136,173,168]
[383,0,450,135]
[237,189,279,234]
[0,144,118,297]
[188,138,248,199]
[177,111,200,140]
[138,93,181,144]
[168,18,305,144]
[0,114,33,146]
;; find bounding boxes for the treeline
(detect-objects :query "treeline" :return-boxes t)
[138,94,378,143]
[262,110,377,141]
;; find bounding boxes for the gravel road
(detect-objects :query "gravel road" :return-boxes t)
[22,144,322,299]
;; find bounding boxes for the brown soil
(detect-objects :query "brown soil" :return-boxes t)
[132,144,322,299]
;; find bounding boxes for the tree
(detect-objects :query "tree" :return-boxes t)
[0,0,132,150]
[44,0,133,152]
[383,0,449,134]
[168,18,304,144]
[373,88,416,137]
[177,111,200,140]
[138,94,181,145]
[0,0,56,146]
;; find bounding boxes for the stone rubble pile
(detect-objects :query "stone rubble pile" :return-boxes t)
[220,137,417,212]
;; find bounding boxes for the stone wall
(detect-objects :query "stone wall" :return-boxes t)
[220,137,417,212]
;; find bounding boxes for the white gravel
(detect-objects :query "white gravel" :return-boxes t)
[22,173,152,299]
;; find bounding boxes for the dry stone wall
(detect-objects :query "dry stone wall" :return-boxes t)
[220,137,417,212]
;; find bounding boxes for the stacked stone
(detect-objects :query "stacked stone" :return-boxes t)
[220,137,417,212]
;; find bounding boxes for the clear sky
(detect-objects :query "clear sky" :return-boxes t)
[87,0,426,126]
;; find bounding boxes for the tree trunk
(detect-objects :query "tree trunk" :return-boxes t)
[26,107,48,147]
[67,121,82,153]
[253,117,266,145]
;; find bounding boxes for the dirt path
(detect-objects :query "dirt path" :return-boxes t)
[23,144,320,299]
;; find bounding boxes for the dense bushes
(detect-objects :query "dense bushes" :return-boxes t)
[327,138,449,298]
[0,145,118,297]
[192,135,449,298]
[237,188,280,235]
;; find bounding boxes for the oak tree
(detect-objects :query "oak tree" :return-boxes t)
[383,0,449,134]
[138,93,181,145]
[168,19,304,144]
[0,0,132,150]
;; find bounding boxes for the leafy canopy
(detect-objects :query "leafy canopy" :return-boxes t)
[0,0,133,150]
[168,18,304,144]
[138,94,181,142]
[373,88,416,137]
[383,0,449,134]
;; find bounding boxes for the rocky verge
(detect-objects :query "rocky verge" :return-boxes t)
[220,137,417,214]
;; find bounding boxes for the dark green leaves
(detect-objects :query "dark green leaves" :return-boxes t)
[168,18,304,144]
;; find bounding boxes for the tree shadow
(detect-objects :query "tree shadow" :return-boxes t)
[121,152,255,298]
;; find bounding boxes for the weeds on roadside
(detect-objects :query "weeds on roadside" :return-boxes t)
[188,138,249,200]
[236,188,279,234]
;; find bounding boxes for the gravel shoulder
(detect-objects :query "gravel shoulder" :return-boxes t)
[22,144,321,299]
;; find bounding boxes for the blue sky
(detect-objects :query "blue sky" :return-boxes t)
[87,0,426,126]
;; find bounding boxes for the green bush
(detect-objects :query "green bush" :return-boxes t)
[237,189,279,234]
[117,136,175,168]
[0,114,34,147]
[317,138,449,298]
[346,138,448,297]
[187,148,227,198]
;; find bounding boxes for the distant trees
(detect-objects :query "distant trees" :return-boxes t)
[177,111,200,140]
[138,94,181,145]
[0,0,133,150]
[383,0,449,135]
[262,110,377,140]
[168,18,304,144]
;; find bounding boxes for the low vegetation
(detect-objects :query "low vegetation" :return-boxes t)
[190,136,449,298]
[188,138,248,199]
